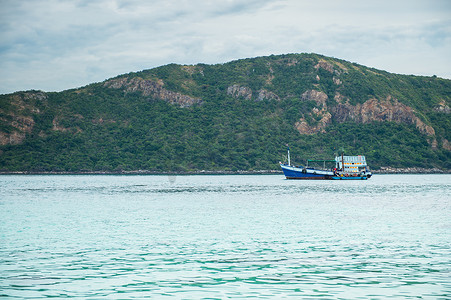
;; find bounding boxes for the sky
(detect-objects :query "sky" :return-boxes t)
[1,0,450,94]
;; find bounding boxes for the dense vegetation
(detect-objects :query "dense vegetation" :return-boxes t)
[1,53,450,172]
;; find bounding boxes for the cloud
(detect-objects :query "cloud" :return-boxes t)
[0,0,450,94]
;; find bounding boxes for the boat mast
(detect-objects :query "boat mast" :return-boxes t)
[287,145,291,166]
[341,152,344,171]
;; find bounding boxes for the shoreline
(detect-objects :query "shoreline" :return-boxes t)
[376,167,450,174]
[0,168,450,175]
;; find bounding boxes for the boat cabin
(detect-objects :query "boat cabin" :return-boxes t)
[335,155,369,174]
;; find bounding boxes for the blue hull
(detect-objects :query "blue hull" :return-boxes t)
[280,164,369,180]
[281,164,333,180]
[283,171,330,179]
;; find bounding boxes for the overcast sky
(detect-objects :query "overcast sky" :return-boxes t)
[1,0,450,94]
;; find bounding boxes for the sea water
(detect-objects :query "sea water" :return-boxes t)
[0,174,450,299]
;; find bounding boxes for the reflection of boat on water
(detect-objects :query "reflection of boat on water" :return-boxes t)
[280,147,372,180]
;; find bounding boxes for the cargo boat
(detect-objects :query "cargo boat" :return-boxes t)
[280,148,372,180]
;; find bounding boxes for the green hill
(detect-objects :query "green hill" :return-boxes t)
[1,53,450,172]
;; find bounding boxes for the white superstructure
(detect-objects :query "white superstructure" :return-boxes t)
[335,155,368,173]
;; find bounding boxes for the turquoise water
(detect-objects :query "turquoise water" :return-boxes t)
[1,174,450,299]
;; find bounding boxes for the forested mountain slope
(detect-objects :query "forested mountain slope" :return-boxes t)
[1,53,450,172]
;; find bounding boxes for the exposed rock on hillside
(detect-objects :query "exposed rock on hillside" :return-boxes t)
[227,85,252,100]
[314,60,335,73]
[51,117,82,134]
[333,77,342,85]
[294,91,436,137]
[301,90,328,107]
[295,90,331,134]
[0,131,27,146]
[331,96,435,136]
[314,59,347,75]
[442,139,451,151]
[104,77,201,107]
[0,91,46,145]
[257,89,280,101]
[434,100,450,113]
[227,85,280,101]
[295,108,332,134]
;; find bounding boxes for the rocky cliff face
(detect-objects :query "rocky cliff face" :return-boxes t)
[225,84,438,141]
[0,91,45,145]
[0,91,87,146]
[331,95,435,136]
[104,77,202,107]
[294,90,331,134]
[293,90,436,139]
[295,107,332,135]
[226,84,439,139]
